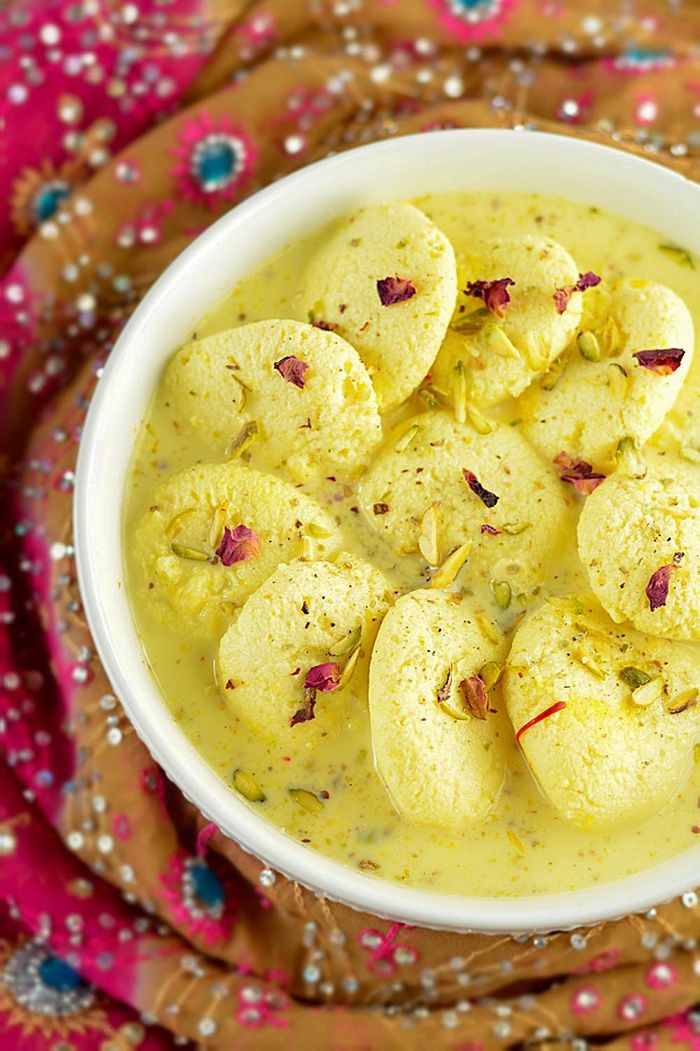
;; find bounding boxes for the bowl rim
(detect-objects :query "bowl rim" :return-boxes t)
[74,128,700,934]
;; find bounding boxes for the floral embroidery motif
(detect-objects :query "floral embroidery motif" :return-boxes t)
[172,112,258,210]
[570,984,602,1015]
[357,923,417,975]
[159,851,237,945]
[428,0,518,42]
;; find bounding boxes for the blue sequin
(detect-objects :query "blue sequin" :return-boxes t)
[190,859,225,908]
[193,138,240,192]
[38,955,83,992]
[31,181,71,223]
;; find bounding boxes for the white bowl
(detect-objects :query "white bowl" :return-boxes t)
[75,129,700,934]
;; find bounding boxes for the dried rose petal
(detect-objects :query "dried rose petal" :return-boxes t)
[463,469,499,508]
[553,451,605,495]
[274,355,308,388]
[553,271,601,314]
[646,552,684,611]
[311,319,337,331]
[464,278,515,318]
[481,523,501,536]
[290,689,317,727]
[376,276,416,306]
[632,348,685,375]
[459,676,490,720]
[304,662,342,692]
[373,502,390,515]
[436,667,453,705]
[215,525,260,566]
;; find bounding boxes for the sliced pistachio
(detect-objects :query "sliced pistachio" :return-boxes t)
[418,387,442,409]
[465,400,494,435]
[418,503,440,566]
[171,542,209,561]
[680,446,700,465]
[666,687,699,715]
[306,522,334,539]
[429,541,472,589]
[539,355,567,391]
[394,423,421,454]
[337,646,361,691]
[521,333,549,371]
[577,331,602,362]
[477,614,502,645]
[658,243,695,269]
[630,676,664,707]
[607,361,628,398]
[616,436,647,479]
[228,419,259,459]
[501,521,530,535]
[480,661,503,690]
[619,666,652,689]
[166,507,198,538]
[289,788,324,814]
[507,829,525,853]
[233,769,265,802]
[484,322,520,360]
[208,506,226,550]
[329,625,362,657]
[597,316,621,355]
[571,645,606,679]
[451,307,491,334]
[490,579,512,609]
[453,360,468,425]
[436,666,469,721]
[300,535,315,560]
[229,370,250,408]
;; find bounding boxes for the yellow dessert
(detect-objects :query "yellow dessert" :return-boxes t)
[124,192,700,897]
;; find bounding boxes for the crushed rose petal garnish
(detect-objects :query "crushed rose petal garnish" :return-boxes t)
[516,701,567,743]
[436,667,453,705]
[464,277,515,318]
[376,276,416,306]
[632,348,685,375]
[463,469,499,508]
[215,525,260,566]
[646,552,684,611]
[553,451,606,495]
[459,675,491,720]
[304,662,342,692]
[311,319,337,331]
[274,355,308,388]
[553,270,601,314]
[289,689,317,727]
[481,523,501,536]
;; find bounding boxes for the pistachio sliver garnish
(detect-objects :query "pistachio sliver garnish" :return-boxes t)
[490,579,512,609]
[484,322,520,360]
[233,769,266,802]
[453,360,468,425]
[418,503,440,566]
[666,687,698,715]
[337,647,361,691]
[228,419,259,459]
[607,361,629,397]
[597,316,621,355]
[658,243,695,269]
[521,333,549,371]
[429,541,472,589]
[305,522,334,539]
[394,423,421,453]
[208,506,226,550]
[328,625,362,657]
[620,666,652,689]
[630,676,664,707]
[500,521,530,535]
[435,665,471,721]
[539,354,567,391]
[615,436,647,479]
[577,331,602,362]
[166,507,198,538]
[289,788,324,814]
[477,614,502,645]
[465,400,494,435]
[479,661,503,690]
[171,542,210,561]
[227,369,250,408]
[451,306,491,334]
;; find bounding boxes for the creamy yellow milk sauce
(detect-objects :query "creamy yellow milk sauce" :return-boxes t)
[124,192,700,896]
